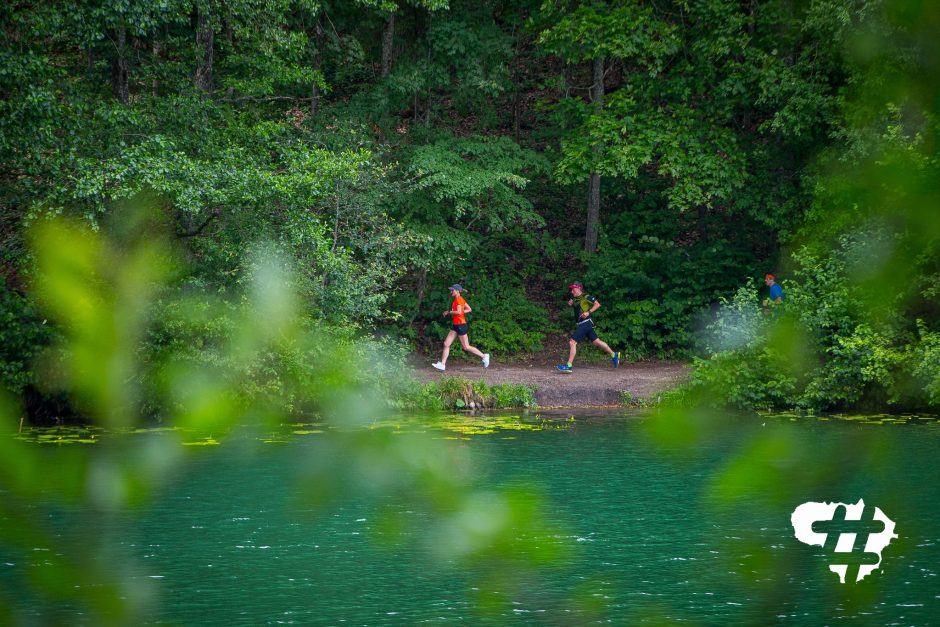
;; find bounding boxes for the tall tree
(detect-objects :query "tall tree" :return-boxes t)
[357,0,449,78]
[381,11,396,76]
[110,25,129,103]
[194,1,214,93]
[536,1,676,252]
[585,55,603,252]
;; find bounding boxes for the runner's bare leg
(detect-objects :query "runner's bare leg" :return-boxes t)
[440,330,457,365]
[459,334,485,359]
[592,338,615,356]
[567,338,577,364]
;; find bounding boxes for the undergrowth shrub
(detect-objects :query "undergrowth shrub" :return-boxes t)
[674,233,940,413]
[394,376,536,410]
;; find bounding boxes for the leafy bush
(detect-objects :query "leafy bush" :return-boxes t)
[679,231,940,413]
[698,280,768,354]
[143,286,413,421]
[683,348,799,412]
[799,324,907,410]
[0,287,56,394]
[912,322,940,406]
[395,376,536,410]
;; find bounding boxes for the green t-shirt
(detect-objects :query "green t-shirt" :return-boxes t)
[571,294,596,324]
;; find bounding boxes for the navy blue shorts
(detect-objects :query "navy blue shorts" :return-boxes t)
[571,321,598,343]
[453,323,469,336]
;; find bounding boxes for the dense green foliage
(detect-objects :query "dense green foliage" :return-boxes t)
[0,214,565,623]
[1,1,939,621]
[676,224,940,412]
[0,287,55,394]
[1,0,938,414]
[670,2,940,412]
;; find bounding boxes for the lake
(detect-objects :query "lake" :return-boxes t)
[3,410,939,624]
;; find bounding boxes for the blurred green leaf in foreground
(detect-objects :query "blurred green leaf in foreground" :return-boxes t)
[643,0,940,620]
[0,202,567,624]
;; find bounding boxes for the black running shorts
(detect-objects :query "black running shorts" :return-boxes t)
[571,321,598,343]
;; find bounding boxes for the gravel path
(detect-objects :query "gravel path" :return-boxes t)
[411,358,690,407]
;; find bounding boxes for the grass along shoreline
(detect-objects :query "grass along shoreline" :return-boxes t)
[395,377,537,411]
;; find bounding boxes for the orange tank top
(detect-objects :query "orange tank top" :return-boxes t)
[452,295,468,325]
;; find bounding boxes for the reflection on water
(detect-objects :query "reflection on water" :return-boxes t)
[5,410,940,624]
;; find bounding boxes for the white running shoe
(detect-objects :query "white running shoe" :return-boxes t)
[482,353,490,368]
[432,361,446,371]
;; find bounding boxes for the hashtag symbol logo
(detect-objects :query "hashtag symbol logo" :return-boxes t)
[791,499,898,583]
[811,504,884,583]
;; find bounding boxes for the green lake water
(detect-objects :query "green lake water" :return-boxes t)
[4,410,940,624]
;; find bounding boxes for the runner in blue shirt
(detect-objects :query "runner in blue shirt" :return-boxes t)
[763,273,784,308]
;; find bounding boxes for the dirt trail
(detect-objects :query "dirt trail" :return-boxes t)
[411,358,690,407]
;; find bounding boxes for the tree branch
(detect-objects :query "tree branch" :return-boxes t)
[217,94,315,103]
[177,209,219,238]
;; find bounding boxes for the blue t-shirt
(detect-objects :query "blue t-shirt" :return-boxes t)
[769,282,784,302]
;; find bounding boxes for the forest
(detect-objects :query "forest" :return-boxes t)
[2,0,938,418]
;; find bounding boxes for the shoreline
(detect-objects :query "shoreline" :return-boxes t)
[409,358,691,408]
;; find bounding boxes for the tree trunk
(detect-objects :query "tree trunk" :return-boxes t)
[697,204,707,242]
[410,267,428,325]
[223,6,234,98]
[224,7,233,47]
[331,181,341,253]
[585,56,605,253]
[381,12,395,77]
[425,45,432,126]
[311,80,319,117]
[310,21,323,117]
[194,3,214,94]
[152,41,162,96]
[586,173,601,253]
[111,27,129,104]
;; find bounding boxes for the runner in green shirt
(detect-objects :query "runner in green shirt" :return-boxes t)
[556,282,620,373]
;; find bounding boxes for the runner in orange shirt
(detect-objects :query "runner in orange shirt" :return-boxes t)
[432,284,490,371]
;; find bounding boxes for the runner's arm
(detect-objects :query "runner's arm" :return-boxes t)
[445,303,468,316]
[578,299,601,319]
